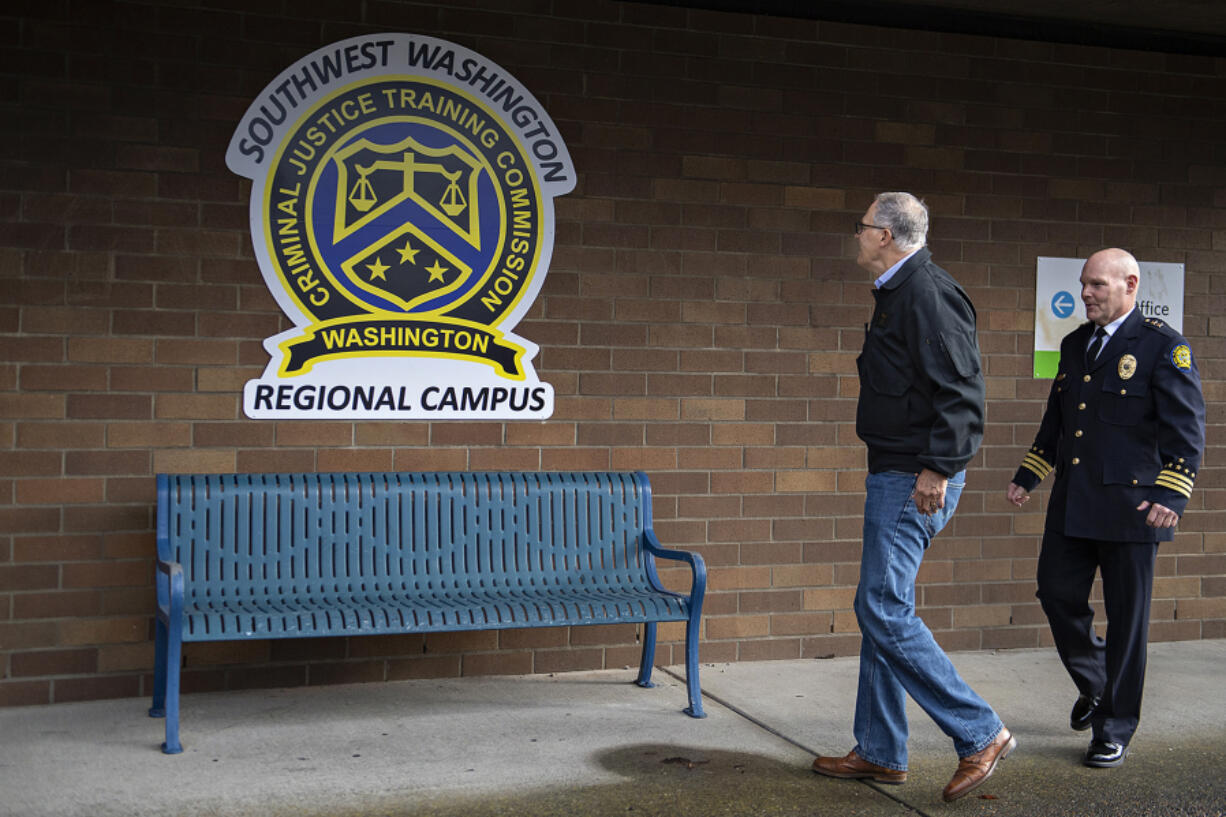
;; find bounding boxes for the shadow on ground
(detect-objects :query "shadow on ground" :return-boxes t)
[327,743,915,817]
[318,737,1226,817]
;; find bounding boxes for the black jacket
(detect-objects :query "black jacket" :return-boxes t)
[1011,308,1205,542]
[856,248,985,477]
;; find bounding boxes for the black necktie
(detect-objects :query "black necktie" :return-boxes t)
[1085,327,1106,367]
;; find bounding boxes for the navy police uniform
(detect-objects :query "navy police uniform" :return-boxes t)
[1012,306,1205,747]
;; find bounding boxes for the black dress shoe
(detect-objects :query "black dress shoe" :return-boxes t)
[1069,693,1101,731]
[1083,739,1127,768]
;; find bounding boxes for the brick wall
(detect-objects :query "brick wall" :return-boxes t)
[1,0,1223,706]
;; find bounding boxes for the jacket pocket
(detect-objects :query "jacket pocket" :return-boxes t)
[1098,378,1148,426]
[1102,460,1156,488]
[857,350,912,435]
[859,349,911,397]
[938,330,981,379]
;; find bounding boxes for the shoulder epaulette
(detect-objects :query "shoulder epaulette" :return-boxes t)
[1142,317,1171,332]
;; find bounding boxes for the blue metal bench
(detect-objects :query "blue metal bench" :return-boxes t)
[150,471,707,753]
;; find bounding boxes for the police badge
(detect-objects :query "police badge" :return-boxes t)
[1117,354,1137,380]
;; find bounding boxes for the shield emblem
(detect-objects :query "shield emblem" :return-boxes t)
[326,136,485,313]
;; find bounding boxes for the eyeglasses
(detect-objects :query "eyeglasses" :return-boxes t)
[855,221,889,236]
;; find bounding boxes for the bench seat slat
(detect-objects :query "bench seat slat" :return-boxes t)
[182,587,689,639]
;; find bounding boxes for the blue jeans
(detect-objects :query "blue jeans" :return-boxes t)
[852,470,1003,770]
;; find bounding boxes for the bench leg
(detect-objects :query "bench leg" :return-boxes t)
[682,611,705,719]
[634,621,657,689]
[161,628,184,754]
[148,617,168,718]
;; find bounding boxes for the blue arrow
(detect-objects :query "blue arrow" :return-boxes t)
[1051,291,1076,319]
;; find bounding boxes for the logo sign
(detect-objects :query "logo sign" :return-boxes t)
[1033,256,1184,378]
[227,34,574,419]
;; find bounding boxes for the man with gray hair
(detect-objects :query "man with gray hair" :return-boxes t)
[812,192,1014,802]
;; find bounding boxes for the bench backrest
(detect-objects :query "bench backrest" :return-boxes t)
[156,472,660,605]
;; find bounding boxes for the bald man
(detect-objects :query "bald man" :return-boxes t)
[1007,249,1205,768]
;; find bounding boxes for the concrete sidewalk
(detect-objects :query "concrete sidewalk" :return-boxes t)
[1,640,1223,817]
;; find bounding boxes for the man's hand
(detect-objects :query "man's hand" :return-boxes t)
[913,468,948,516]
[1137,500,1180,529]
[1006,482,1029,507]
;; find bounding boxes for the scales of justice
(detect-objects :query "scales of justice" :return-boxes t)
[347,150,468,218]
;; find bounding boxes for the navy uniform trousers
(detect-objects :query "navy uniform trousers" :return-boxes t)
[1036,533,1156,745]
[1013,308,1204,747]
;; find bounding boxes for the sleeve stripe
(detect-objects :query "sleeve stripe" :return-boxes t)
[1154,474,1193,498]
[1157,469,1194,489]
[1021,453,1053,480]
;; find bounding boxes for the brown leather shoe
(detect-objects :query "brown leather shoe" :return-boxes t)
[941,727,1016,802]
[812,750,906,784]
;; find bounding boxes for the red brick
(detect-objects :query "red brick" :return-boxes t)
[13,591,103,619]
[20,308,110,336]
[308,661,386,686]
[60,558,148,587]
[236,449,316,473]
[0,394,65,419]
[115,144,199,172]
[64,450,150,475]
[106,421,191,448]
[15,478,105,505]
[13,533,104,562]
[0,564,60,591]
[68,225,156,253]
[58,617,146,646]
[0,222,65,249]
[316,449,395,472]
[66,338,154,364]
[102,530,154,558]
[68,169,157,197]
[68,282,155,310]
[111,366,192,392]
[66,394,151,420]
[111,310,197,337]
[53,674,142,703]
[463,651,533,676]
[388,655,462,680]
[0,680,52,707]
[11,648,98,677]
[0,621,59,650]
[0,508,61,535]
[20,364,108,391]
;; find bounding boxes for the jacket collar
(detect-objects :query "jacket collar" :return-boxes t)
[876,247,931,291]
[1087,307,1142,372]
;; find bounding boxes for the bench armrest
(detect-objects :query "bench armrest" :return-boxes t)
[643,529,707,607]
[154,560,185,624]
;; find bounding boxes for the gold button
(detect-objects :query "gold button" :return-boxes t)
[1072,457,1080,465]
[1074,430,1083,437]
[1120,389,1127,395]
[1078,403,1086,410]
[1083,374,1092,382]
[1132,479,1138,485]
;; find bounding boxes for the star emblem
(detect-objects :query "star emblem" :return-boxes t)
[396,240,419,265]
[366,257,390,281]
[425,260,448,283]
